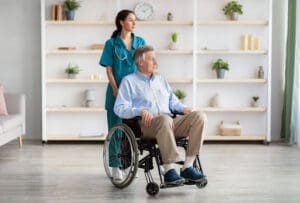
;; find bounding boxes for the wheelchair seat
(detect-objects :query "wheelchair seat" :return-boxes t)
[103,117,207,196]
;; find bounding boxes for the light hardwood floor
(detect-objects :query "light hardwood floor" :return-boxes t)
[0,140,300,203]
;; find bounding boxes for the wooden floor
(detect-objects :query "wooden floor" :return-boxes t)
[0,140,300,203]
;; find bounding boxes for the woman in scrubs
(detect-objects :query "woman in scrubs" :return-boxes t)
[99,10,146,181]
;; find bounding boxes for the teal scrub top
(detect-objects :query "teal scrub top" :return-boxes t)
[99,34,146,110]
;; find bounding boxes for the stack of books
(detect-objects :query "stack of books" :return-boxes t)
[51,4,64,21]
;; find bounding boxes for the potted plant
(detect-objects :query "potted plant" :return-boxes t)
[64,0,81,20]
[251,96,259,107]
[169,32,178,50]
[212,59,229,79]
[174,89,186,103]
[65,63,81,79]
[222,1,243,21]
[167,12,173,21]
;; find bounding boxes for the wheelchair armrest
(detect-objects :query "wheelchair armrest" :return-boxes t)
[170,110,184,118]
[123,117,142,137]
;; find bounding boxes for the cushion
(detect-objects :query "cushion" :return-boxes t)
[0,85,8,116]
[0,114,22,133]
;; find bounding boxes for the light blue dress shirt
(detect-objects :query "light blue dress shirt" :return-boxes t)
[114,71,186,119]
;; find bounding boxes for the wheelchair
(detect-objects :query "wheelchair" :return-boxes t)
[103,117,208,196]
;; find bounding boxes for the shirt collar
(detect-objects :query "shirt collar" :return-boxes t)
[136,70,156,81]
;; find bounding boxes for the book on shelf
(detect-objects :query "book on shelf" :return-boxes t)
[51,4,64,21]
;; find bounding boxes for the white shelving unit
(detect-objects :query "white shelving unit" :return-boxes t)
[41,0,272,142]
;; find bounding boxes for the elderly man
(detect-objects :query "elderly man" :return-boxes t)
[114,45,207,186]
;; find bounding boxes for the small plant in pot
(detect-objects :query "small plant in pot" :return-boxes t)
[174,89,186,103]
[169,32,178,50]
[64,0,81,20]
[65,63,81,79]
[167,12,173,21]
[222,1,243,21]
[212,59,229,79]
[251,96,259,107]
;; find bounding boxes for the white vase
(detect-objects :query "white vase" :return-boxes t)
[251,100,259,107]
[210,93,219,107]
[229,13,239,21]
[68,74,77,79]
[169,42,177,50]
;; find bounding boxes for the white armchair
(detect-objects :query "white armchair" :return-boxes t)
[0,93,25,147]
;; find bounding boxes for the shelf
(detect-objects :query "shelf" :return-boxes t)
[197,79,267,84]
[46,107,105,112]
[199,107,267,112]
[46,49,193,55]
[197,50,268,55]
[137,20,193,25]
[205,135,266,141]
[46,20,193,26]
[46,135,106,141]
[168,79,193,84]
[198,20,268,26]
[46,79,108,84]
[46,49,101,55]
[46,20,114,25]
[47,134,265,142]
[42,0,271,142]
[156,50,193,55]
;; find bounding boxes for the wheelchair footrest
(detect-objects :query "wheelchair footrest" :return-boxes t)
[184,178,208,185]
[184,180,197,185]
[160,183,184,189]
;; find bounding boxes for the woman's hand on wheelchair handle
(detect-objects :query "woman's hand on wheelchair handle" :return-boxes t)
[141,110,153,127]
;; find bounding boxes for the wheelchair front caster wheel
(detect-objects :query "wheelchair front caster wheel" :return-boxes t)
[196,179,208,188]
[146,182,159,196]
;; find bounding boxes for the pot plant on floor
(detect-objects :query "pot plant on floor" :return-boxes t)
[64,0,81,20]
[222,1,243,21]
[212,59,229,79]
[65,63,81,79]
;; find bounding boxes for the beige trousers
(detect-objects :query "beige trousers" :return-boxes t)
[140,111,207,164]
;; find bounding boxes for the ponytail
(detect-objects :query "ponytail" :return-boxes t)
[111,29,121,38]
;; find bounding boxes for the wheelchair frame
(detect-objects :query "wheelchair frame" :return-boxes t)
[103,119,207,196]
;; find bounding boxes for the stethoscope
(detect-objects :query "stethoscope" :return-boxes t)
[114,47,128,61]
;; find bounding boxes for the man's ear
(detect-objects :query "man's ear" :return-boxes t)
[138,60,143,67]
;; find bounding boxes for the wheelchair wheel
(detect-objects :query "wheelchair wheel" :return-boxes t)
[146,182,159,196]
[196,180,208,188]
[103,124,139,188]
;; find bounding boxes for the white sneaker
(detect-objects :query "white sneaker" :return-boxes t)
[111,167,123,182]
[123,167,139,178]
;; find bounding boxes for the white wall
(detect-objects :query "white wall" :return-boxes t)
[0,0,41,139]
[0,0,285,141]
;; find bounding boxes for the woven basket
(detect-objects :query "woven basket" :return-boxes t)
[219,121,241,136]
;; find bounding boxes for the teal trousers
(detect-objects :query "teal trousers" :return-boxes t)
[107,110,122,167]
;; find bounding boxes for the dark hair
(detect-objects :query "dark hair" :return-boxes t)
[111,10,135,38]
[134,45,154,64]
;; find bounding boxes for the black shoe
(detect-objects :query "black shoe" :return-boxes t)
[164,169,185,186]
[180,167,207,183]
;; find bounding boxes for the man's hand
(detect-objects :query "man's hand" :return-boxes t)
[183,107,193,115]
[112,88,118,97]
[141,110,153,127]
